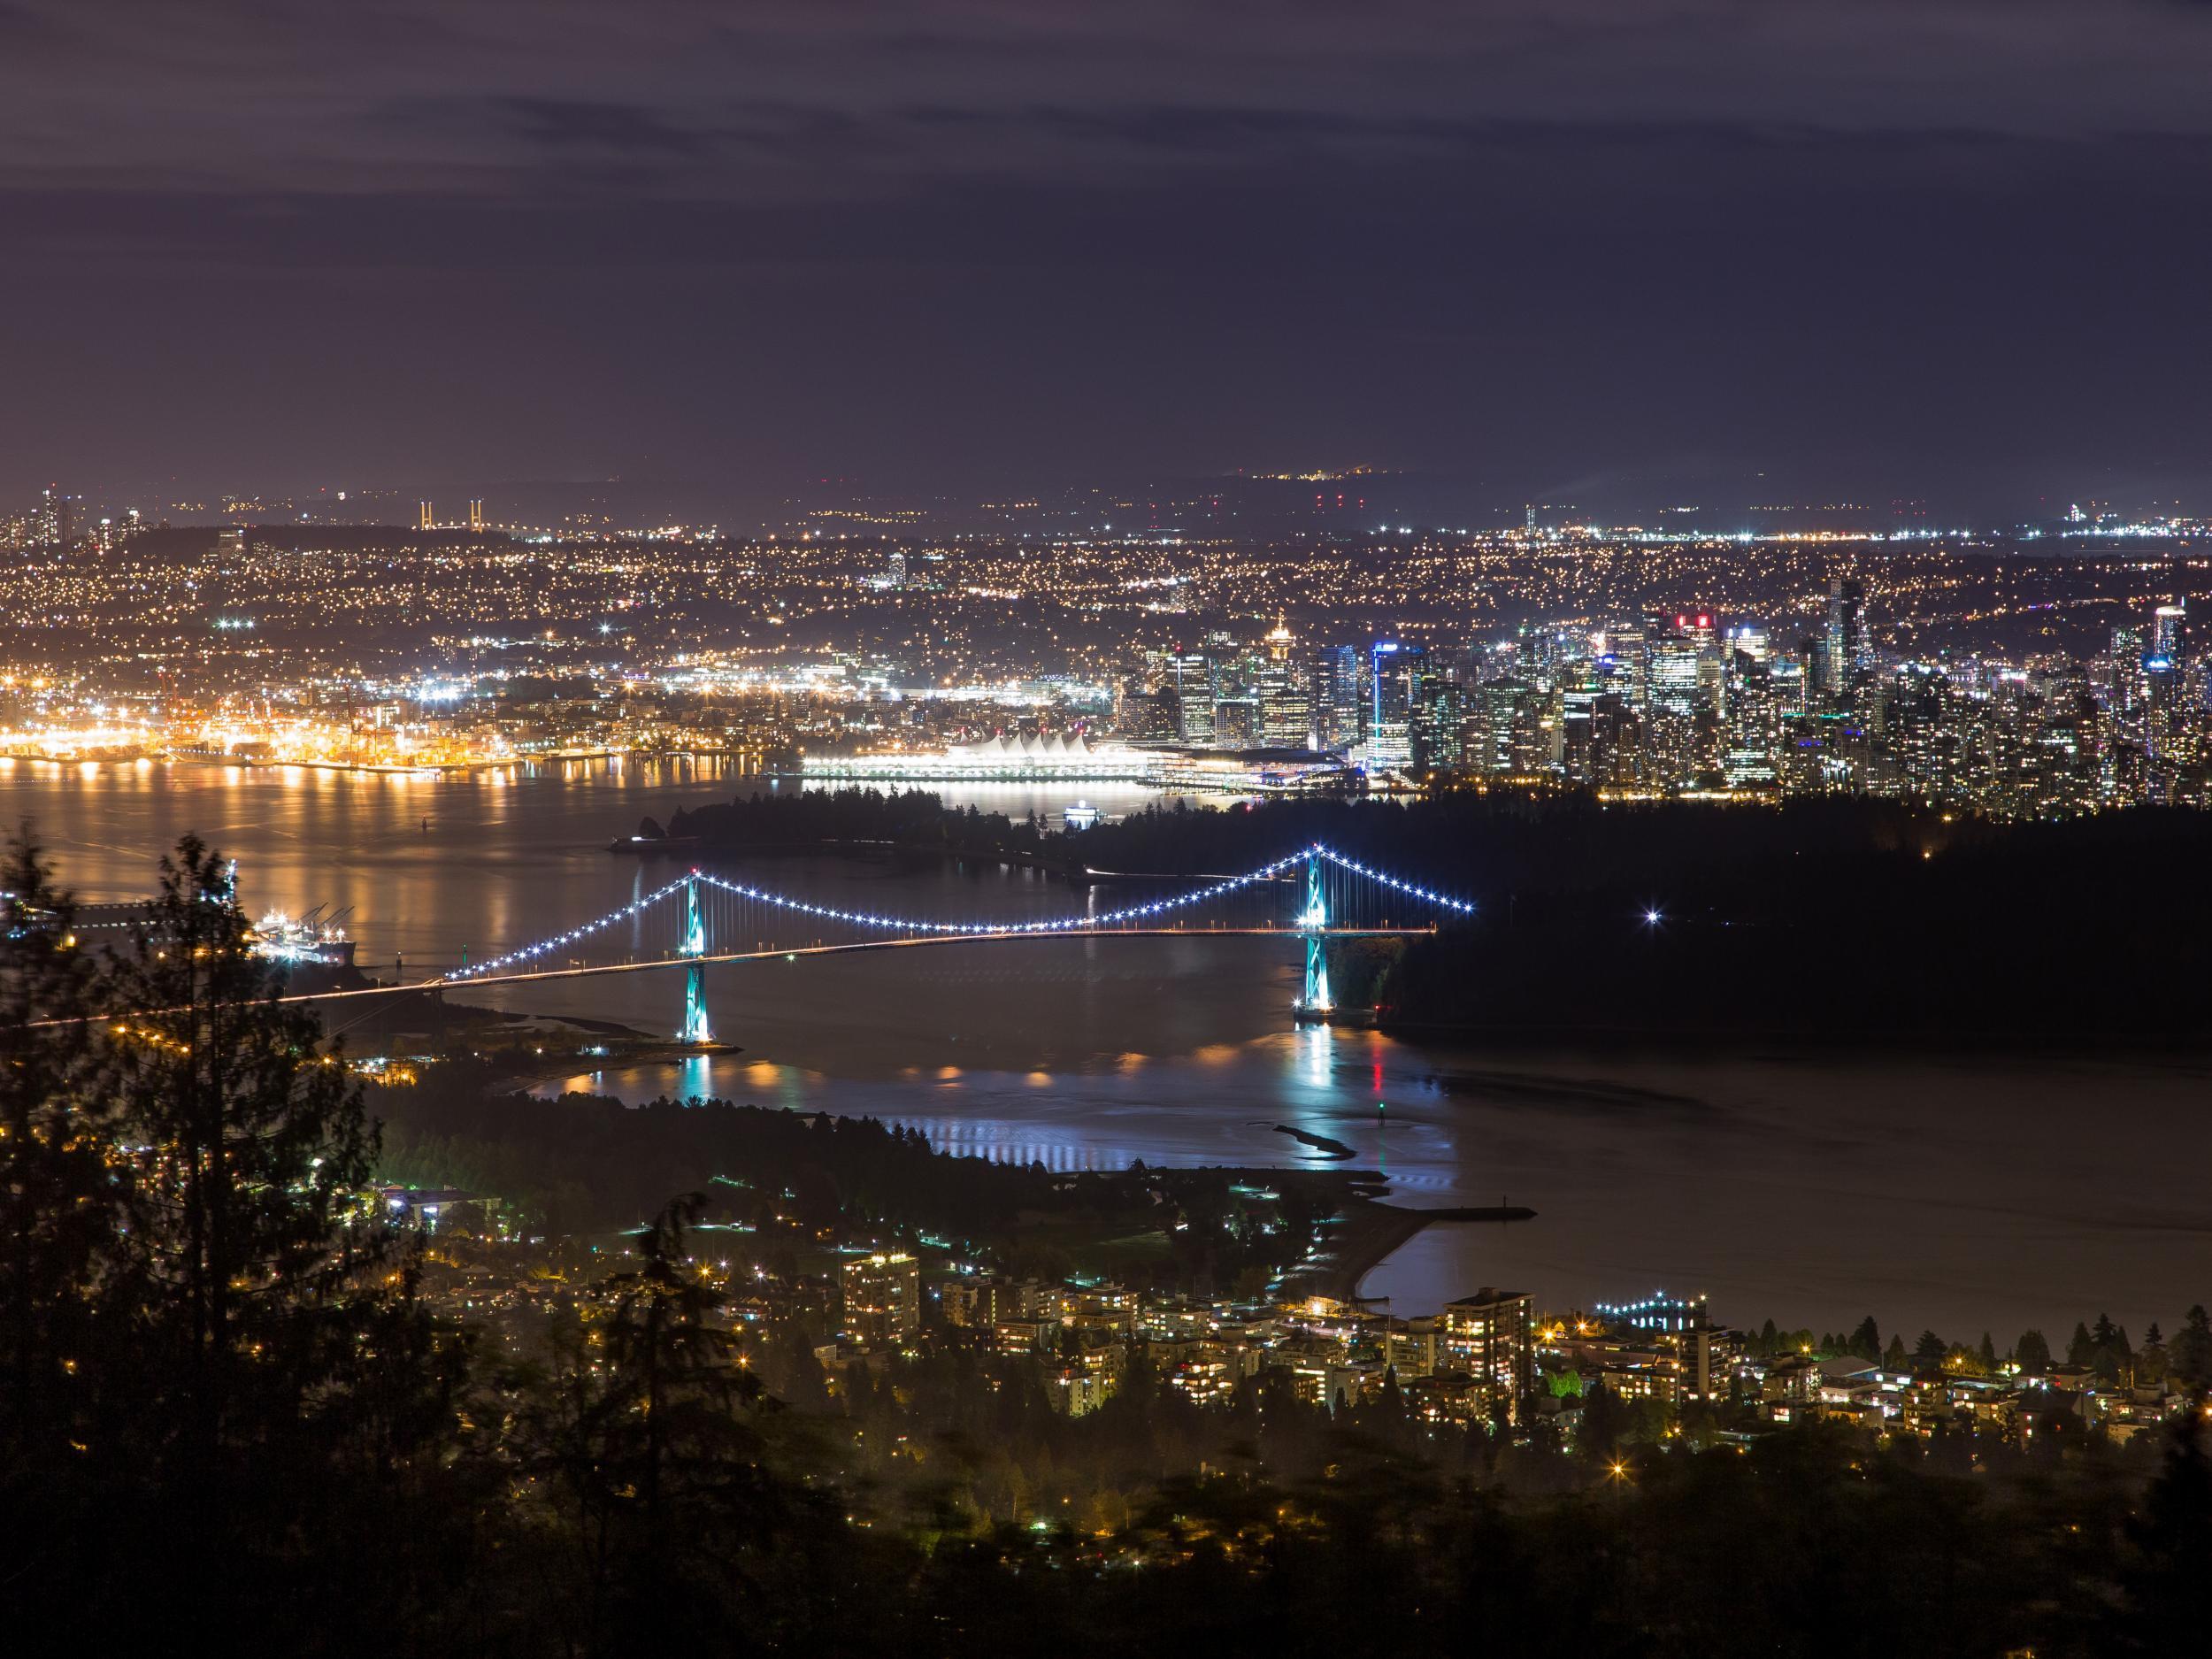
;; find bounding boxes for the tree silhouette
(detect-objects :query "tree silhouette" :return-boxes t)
[0,830,127,1468]
[2112,1409,2212,1652]
[109,835,388,1467]
[2170,1308,2212,1389]
[528,1192,780,1650]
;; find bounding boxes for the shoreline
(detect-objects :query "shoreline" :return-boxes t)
[1294,1196,1540,1305]
[1286,1196,1431,1304]
[1,749,754,777]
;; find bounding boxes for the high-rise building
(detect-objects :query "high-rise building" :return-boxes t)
[1320,644,1366,752]
[1410,675,1465,771]
[2149,603,2186,667]
[1368,640,1426,770]
[1824,577,1871,703]
[1604,621,1649,714]
[841,1252,921,1347]
[31,488,75,547]
[1441,1287,1534,1414]
[2109,626,2145,694]
[1721,653,1782,787]
[1166,651,1217,744]
[1211,695,1261,747]
[1647,621,1701,718]
[1257,619,1314,748]
[2145,603,2189,791]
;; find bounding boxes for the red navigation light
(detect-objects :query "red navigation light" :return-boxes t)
[1696,613,1711,628]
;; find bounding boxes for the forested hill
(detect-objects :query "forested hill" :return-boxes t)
[1318,801,2212,1040]
[648,787,1052,860]
[1079,795,2212,1040]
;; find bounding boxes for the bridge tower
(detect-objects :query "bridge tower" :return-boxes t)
[1294,848,1333,1022]
[679,872,712,1044]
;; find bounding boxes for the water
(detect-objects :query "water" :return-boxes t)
[5,755,2206,1343]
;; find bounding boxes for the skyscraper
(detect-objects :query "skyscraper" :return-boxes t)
[1257,619,1314,747]
[1824,577,1871,703]
[1647,621,1701,718]
[1166,650,1217,744]
[1367,640,1425,771]
[1320,644,1366,752]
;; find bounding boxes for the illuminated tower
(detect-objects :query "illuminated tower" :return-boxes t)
[418,501,434,532]
[1294,849,1332,1020]
[679,873,711,1044]
[468,499,484,532]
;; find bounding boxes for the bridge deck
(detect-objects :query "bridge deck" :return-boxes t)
[277,926,1434,1004]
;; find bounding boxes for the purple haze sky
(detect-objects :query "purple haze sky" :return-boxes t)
[4,1,2211,518]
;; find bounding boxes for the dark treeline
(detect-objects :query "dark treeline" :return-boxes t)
[649,786,1047,858]
[1368,801,2212,1037]
[377,1075,1335,1289]
[745,1344,2212,1659]
[382,1072,1059,1237]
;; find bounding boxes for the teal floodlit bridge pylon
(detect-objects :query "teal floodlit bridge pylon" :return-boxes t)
[1294,848,1333,1021]
[678,872,712,1044]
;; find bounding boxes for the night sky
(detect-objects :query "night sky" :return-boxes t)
[5,1,2211,518]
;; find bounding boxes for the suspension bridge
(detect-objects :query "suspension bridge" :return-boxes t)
[290,845,1476,1037]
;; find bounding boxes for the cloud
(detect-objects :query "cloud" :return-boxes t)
[4,0,2212,210]
[500,98,709,157]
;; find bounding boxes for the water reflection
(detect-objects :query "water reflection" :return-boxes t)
[7,759,2205,1338]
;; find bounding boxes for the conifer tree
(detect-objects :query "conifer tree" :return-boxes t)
[0,832,130,1464]
[107,835,390,1464]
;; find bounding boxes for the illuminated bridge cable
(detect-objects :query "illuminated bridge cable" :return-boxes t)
[1313,846,1479,915]
[440,875,692,980]
[691,851,1312,937]
[433,844,1474,984]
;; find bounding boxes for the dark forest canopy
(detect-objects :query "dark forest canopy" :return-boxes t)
[653,786,1048,859]
[375,1076,1339,1291]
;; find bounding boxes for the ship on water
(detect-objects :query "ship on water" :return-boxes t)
[246,906,357,971]
[56,869,361,993]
